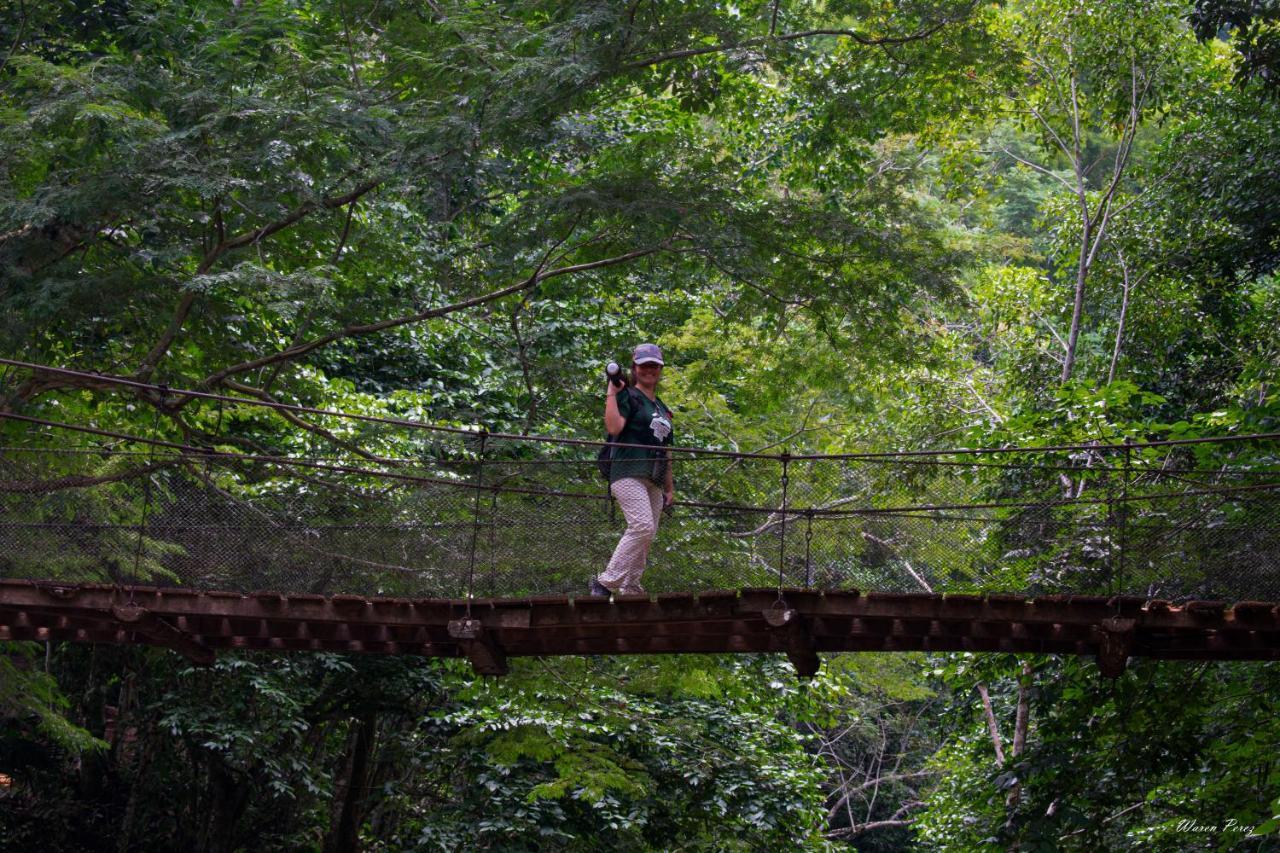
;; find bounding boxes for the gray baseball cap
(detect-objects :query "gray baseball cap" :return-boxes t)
[632,343,664,365]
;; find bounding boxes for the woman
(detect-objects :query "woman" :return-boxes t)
[591,343,675,596]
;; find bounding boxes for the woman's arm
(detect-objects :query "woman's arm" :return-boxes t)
[604,387,626,435]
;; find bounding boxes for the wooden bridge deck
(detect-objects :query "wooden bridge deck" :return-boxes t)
[2,580,1277,677]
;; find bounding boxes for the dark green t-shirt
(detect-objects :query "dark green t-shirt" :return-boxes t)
[608,388,674,484]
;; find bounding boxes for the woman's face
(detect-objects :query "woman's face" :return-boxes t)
[634,362,663,385]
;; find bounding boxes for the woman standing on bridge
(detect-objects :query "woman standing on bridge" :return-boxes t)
[591,343,675,596]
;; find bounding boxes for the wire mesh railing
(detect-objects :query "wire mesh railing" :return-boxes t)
[2,411,1279,602]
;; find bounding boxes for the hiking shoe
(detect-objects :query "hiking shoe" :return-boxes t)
[588,578,611,597]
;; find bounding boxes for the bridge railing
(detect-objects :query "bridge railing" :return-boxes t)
[3,418,1279,602]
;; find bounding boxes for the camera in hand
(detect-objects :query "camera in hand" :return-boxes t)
[605,361,627,389]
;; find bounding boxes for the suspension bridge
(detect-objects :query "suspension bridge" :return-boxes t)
[2,361,1278,676]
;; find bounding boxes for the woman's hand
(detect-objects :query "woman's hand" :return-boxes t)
[663,485,674,507]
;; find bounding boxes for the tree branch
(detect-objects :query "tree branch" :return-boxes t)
[0,224,35,246]
[219,379,394,465]
[1107,249,1138,384]
[826,770,937,820]
[198,239,676,391]
[134,178,382,382]
[826,803,925,839]
[0,0,28,77]
[509,299,539,435]
[994,146,1075,193]
[262,198,359,394]
[1024,102,1076,166]
[626,5,975,70]
[0,459,175,493]
[977,683,1006,765]
[220,179,381,254]
[861,530,934,592]
[964,376,1005,424]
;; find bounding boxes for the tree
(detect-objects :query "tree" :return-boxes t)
[917,655,1280,850]
[987,0,1206,382]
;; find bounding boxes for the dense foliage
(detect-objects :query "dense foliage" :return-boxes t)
[2,0,1278,849]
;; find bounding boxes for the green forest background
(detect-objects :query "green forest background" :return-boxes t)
[1,0,1278,849]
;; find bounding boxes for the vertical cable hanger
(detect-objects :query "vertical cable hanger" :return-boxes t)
[202,398,225,487]
[1105,449,1117,598]
[1119,438,1133,597]
[128,400,165,605]
[486,484,500,599]
[803,510,814,589]
[776,450,790,600]
[464,430,488,618]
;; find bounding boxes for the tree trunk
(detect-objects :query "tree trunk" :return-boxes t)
[1007,661,1033,812]
[198,757,250,853]
[116,730,152,853]
[1061,220,1092,383]
[323,713,378,853]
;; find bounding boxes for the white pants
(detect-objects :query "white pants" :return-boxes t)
[599,477,664,593]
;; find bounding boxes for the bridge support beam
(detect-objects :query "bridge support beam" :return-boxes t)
[112,604,216,666]
[1094,617,1136,678]
[1,582,1276,670]
[763,605,820,678]
[448,617,509,676]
